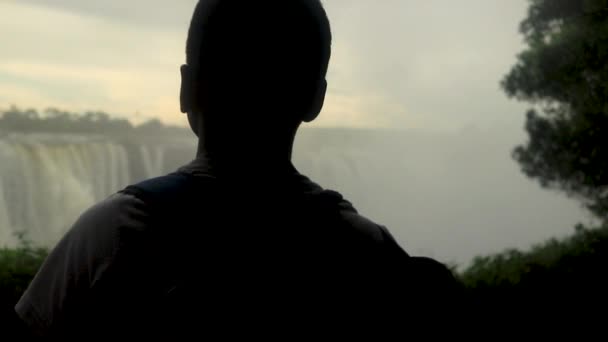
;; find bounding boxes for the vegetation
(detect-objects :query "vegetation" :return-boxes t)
[2,223,607,327]
[460,223,608,288]
[0,233,48,326]
[0,106,190,139]
[502,0,608,221]
[457,224,608,327]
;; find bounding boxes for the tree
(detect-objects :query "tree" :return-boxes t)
[136,118,164,135]
[502,0,608,221]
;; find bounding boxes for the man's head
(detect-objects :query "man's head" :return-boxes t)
[181,0,332,146]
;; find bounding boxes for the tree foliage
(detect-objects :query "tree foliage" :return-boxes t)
[502,0,608,220]
[0,233,48,329]
[460,223,608,289]
[0,106,190,138]
[459,223,608,327]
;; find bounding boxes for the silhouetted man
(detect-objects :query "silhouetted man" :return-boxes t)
[15,0,459,338]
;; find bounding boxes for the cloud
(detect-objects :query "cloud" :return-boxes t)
[323,0,530,130]
[0,2,185,123]
[16,0,197,29]
[1,0,531,130]
[0,2,186,69]
[0,60,180,123]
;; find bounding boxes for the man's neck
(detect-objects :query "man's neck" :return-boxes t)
[195,139,298,180]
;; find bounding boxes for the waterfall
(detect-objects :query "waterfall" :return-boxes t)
[0,135,132,247]
[140,145,166,178]
[0,178,13,245]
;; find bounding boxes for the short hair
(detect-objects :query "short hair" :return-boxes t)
[185,0,332,98]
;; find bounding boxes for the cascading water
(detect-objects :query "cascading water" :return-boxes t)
[0,178,12,244]
[140,145,166,179]
[0,134,133,247]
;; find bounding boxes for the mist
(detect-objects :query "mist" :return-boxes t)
[294,125,590,266]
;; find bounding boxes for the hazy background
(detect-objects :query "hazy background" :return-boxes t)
[1,0,532,130]
[0,0,594,266]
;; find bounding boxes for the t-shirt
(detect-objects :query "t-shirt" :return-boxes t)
[15,158,414,338]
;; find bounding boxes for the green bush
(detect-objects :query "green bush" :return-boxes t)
[0,232,48,322]
[3,223,608,327]
[459,223,608,288]
[458,223,608,326]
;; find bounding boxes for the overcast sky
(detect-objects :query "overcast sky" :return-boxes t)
[1,0,530,130]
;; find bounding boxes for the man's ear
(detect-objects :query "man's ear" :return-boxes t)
[180,64,193,114]
[302,78,327,123]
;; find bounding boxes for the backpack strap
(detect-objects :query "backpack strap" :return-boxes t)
[116,172,217,308]
[120,172,214,208]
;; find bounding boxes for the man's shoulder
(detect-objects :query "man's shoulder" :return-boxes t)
[13,192,150,337]
[68,191,150,255]
[338,209,390,243]
[303,185,401,248]
[75,192,149,235]
[58,192,151,267]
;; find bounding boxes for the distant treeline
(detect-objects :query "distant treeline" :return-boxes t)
[0,106,190,138]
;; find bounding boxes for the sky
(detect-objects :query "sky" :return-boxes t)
[1,0,530,131]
